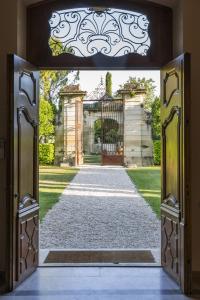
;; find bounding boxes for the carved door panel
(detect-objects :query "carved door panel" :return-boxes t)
[161,54,191,293]
[8,55,39,288]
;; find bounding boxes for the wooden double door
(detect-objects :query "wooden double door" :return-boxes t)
[7,53,191,293]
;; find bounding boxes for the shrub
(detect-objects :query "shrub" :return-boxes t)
[39,98,55,143]
[39,143,55,165]
[153,140,161,165]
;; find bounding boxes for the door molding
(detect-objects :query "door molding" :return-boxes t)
[17,106,38,211]
[162,105,181,210]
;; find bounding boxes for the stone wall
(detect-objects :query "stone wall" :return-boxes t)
[122,90,153,167]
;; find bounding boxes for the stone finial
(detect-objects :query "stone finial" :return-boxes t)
[61,84,80,93]
[60,84,87,97]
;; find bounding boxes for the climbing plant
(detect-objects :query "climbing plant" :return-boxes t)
[151,97,161,140]
[151,97,161,165]
[120,77,156,112]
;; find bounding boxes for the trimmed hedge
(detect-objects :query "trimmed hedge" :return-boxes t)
[153,140,161,165]
[39,143,55,165]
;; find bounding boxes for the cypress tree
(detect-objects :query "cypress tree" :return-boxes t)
[106,72,112,97]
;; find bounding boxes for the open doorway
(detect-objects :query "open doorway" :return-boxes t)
[5,0,191,294]
[38,70,161,266]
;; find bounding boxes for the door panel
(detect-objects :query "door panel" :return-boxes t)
[161,53,191,292]
[8,55,39,288]
[18,209,39,281]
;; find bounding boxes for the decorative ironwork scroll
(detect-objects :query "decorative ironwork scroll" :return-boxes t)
[49,8,151,58]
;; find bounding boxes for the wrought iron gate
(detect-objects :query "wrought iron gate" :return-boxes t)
[101,99,124,165]
[83,97,124,166]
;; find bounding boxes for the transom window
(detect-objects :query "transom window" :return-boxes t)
[49,7,151,58]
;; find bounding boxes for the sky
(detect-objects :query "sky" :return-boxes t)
[78,71,160,97]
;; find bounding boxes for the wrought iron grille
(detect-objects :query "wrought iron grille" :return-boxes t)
[101,100,124,157]
[49,7,151,58]
[83,97,124,165]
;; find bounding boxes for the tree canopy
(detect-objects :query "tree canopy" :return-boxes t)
[40,70,79,107]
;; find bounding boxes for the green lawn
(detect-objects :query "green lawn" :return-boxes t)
[127,167,161,218]
[39,166,78,221]
[84,154,101,164]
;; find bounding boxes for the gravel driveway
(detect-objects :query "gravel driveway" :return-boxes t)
[40,165,160,249]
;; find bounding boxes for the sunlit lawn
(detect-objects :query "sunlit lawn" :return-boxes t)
[127,167,161,218]
[39,166,78,221]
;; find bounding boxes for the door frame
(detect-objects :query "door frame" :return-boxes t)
[6,58,191,294]
[27,0,173,69]
[3,0,191,296]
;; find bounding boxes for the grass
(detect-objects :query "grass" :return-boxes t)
[84,154,101,164]
[127,167,161,218]
[39,166,78,221]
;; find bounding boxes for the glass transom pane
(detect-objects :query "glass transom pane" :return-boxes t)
[49,8,151,58]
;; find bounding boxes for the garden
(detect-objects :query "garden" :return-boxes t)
[39,70,161,221]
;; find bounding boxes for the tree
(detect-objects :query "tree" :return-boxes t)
[49,37,74,56]
[106,72,112,97]
[49,37,65,57]
[40,69,79,129]
[39,98,55,143]
[44,37,79,107]
[39,69,79,165]
[151,97,161,140]
[40,70,79,107]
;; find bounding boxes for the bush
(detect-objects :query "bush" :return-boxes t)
[39,98,55,142]
[39,143,55,165]
[153,140,161,165]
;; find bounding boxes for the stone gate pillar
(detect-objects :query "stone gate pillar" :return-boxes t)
[118,86,153,167]
[55,85,86,166]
